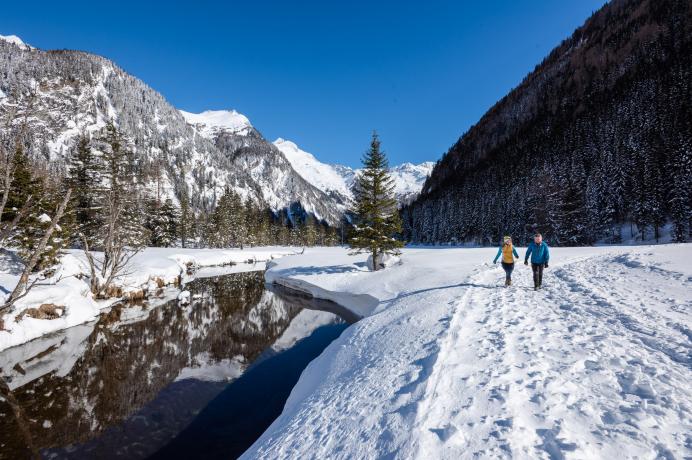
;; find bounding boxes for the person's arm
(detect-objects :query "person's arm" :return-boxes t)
[513,247,519,259]
[544,244,550,267]
[493,247,501,264]
[524,244,532,264]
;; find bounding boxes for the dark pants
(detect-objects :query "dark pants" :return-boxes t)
[531,263,544,287]
[501,262,514,280]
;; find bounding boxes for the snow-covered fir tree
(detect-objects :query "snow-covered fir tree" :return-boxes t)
[349,132,403,270]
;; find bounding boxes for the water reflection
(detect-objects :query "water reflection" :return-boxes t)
[0,271,346,459]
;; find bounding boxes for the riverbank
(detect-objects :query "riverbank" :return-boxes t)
[248,245,691,458]
[0,247,299,351]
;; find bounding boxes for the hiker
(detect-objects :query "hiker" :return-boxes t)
[524,232,550,290]
[493,235,519,286]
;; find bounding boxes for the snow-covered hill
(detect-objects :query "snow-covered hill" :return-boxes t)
[247,244,692,458]
[0,35,344,224]
[273,138,434,207]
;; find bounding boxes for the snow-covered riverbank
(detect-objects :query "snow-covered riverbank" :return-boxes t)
[0,247,299,351]
[247,245,691,459]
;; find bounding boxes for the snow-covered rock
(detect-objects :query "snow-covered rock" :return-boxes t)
[366,252,401,271]
[179,109,252,138]
[0,34,32,50]
[177,290,191,304]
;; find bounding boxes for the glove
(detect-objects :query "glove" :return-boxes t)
[544,262,549,268]
[494,260,497,264]
[524,260,528,266]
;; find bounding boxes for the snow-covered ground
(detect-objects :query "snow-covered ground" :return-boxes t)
[0,247,299,351]
[246,245,691,459]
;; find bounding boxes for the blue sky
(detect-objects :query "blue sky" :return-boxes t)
[2,1,607,167]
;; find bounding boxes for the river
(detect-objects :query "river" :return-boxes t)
[0,269,354,459]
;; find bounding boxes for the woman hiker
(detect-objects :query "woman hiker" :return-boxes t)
[524,232,550,290]
[493,235,519,286]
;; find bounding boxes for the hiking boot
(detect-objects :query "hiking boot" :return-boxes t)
[534,285,538,291]
[505,278,510,287]
[508,279,512,286]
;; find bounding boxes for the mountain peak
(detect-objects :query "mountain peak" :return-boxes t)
[179,109,252,138]
[0,34,32,50]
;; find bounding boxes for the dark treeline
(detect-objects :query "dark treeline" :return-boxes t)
[403,0,692,246]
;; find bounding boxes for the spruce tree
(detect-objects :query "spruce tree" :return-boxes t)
[349,132,403,270]
[66,134,102,244]
[179,187,192,248]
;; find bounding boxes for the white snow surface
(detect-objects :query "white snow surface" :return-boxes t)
[247,244,691,459]
[0,34,32,50]
[273,138,353,202]
[179,109,252,138]
[0,246,299,351]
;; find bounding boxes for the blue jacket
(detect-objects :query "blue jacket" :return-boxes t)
[525,241,550,264]
[493,245,519,264]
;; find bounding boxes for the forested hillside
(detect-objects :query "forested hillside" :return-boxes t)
[403,0,692,245]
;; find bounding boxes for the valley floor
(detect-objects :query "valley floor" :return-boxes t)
[245,245,691,459]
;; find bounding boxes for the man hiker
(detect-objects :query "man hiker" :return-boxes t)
[493,235,519,286]
[524,232,550,290]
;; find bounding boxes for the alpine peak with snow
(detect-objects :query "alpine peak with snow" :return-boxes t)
[179,109,253,139]
[0,35,351,225]
[1,0,691,459]
[0,34,32,50]
[273,137,434,207]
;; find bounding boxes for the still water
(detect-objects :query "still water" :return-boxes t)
[0,270,354,459]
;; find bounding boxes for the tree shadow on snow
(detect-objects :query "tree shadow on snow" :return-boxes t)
[382,282,497,302]
[283,264,365,277]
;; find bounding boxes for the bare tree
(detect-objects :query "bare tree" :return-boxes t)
[1,189,72,313]
[81,193,143,298]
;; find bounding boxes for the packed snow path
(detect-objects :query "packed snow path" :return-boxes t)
[245,246,691,459]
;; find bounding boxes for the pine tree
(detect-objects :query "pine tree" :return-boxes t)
[98,121,148,250]
[179,186,192,248]
[66,134,102,244]
[349,132,403,270]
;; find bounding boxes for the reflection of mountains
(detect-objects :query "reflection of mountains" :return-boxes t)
[0,271,303,458]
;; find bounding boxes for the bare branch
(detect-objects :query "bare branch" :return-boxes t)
[1,189,72,313]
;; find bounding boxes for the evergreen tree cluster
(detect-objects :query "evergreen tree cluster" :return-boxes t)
[63,123,343,251]
[403,0,692,246]
[203,187,341,248]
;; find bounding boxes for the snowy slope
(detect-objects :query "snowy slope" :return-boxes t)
[246,244,692,459]
[0,34,32,50]
[273,138,434,207]
[272,138,353,210]
[179,109,252,138]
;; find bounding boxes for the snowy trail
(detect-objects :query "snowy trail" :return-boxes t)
[244,246,691,459]
[411,253,691,459]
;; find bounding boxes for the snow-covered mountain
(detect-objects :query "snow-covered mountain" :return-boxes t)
[179,109,253,138]
[0,35,344,224]
[273,138,434,207]
[0,34,32,50]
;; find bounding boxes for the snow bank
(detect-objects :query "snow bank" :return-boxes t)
[0,246,298,351]
[249,244,692,459]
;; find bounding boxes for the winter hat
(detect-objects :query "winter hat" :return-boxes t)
[503,235,511,244]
